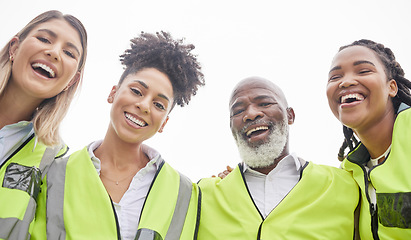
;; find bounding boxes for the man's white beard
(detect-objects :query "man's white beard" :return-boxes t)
[234,117,288,168]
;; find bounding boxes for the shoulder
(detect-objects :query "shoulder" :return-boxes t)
[63,146,92,168]
[395,104,411,130]
[305,162,356,186]
[198,165,242,190]
[198,176,222,187]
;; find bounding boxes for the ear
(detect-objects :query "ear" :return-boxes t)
[286,107,295,125]
[9,37,20,59]
[107,86,117,103]
[158,116,169,133]
[388,79,398,98]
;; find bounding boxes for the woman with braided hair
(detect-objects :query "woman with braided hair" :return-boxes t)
[326,39,411,239]
[38,31,205,240]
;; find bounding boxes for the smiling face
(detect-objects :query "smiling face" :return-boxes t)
[326,46,398,133]
[108,68,174,144]
[8,19,82,102]
[229,78,294,167]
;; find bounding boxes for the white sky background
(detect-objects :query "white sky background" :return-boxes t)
[2,0,411,181]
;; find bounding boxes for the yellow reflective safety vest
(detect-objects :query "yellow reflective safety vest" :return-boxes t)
[37,146,200,240]
[197,160,359,240]
[0,133,67,240]
[342,104,411,240]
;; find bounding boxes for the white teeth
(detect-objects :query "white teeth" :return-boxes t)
[341,93,364,103]
[32,63,55,78]
[246,126,269,137]
[125,113,146,127]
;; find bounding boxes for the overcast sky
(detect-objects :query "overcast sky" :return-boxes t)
[2,0,411,181]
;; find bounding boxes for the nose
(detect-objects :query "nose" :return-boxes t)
[339,75,358,88]
[136,99,150,114]
[243,106,263,122]
[44,45,61,61]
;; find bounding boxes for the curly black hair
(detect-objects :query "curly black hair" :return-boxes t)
[337,39,411,161]
[119,31,205,108]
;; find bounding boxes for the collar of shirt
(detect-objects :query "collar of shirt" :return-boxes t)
[243,152,302,175]
[0,121,34,164]
[87,140,162,176]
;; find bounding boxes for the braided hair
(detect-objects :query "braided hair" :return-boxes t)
[119,31,205,108]
[337,39,411,161]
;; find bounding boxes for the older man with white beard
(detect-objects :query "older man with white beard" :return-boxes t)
[196,76,360,240]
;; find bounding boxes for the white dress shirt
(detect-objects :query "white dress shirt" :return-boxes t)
[243,152,302,218]
[88,140,161,240]
[0,121,34,166]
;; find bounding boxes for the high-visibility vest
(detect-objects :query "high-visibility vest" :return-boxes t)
[198,161,359,240]
[35,146,200,240]
[342,104,411,240]
[0,133,67,240]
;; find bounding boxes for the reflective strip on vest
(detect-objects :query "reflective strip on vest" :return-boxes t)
[164,173,192,240]
[46,156,69,240]
[135,228,163,240]
[0,197,36,240]
[39,146,62,179]
[0,146,60,240]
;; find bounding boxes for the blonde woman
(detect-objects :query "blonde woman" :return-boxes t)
[0,10,87,239]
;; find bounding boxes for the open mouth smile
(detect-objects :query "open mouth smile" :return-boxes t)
[244,125,271,140]
[340,93,365,104]
[125,112,147,127]
[32,62,56,78]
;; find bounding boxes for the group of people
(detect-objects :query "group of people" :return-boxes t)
[0,10,410,240]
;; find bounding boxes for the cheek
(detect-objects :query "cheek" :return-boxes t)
[325,83,334,99]
[230,117,243,132]
[325,84,338,106]
[65,61,80,79]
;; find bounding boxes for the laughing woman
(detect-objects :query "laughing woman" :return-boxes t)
[43,31,205,240]
[0,10,87,239]
[326,39,411,239]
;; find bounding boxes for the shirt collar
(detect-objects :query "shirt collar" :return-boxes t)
[0,121,37,151]
[88,140,162,173]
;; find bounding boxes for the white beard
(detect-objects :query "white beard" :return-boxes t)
[234,117,288,168]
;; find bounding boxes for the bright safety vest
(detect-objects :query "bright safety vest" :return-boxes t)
[342,104,411,240]
[197,161,359,240]
[0,133,67,240]
[39,146,200,240]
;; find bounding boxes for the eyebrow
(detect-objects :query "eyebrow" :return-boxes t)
[230,95,275,110]
[230,101,243,111]
[133,80,170,102]
[37,29,81,56]
[354,60,375,67]
[254,95,275,101]
[329,60,376,74]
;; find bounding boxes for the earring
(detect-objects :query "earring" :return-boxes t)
[9,55,13,63]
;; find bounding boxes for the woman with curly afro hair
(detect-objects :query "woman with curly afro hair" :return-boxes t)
[39,31,205,240]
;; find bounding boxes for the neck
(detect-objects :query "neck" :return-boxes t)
[354,112,395,160]
[95,127,149,171]
[0,87,41,129]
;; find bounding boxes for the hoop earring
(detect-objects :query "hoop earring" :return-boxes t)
[9,55,13,63]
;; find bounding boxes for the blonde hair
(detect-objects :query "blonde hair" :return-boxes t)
[0,10,88,146]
